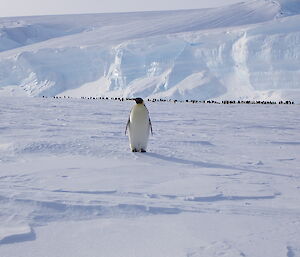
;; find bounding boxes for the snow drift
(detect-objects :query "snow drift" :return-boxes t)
[0,0,300,102]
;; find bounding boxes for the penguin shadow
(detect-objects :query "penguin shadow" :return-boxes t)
[144,152,297,178]
[145,152,238,170]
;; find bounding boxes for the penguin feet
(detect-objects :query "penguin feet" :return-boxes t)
[131,148,146,153]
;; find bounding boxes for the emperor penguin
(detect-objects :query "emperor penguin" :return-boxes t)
[125,98,153,152]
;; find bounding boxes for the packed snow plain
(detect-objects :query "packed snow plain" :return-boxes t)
[0,96,300,257]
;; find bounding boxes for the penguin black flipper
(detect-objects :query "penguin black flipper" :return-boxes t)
[149,118,153,135]
[125,117,130,135]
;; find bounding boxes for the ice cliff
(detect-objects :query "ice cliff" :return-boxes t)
[0,0,300,102]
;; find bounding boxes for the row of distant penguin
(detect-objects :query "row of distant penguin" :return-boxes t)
[42,96,295,105]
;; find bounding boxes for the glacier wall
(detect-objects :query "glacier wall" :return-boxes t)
[0,0,300,101]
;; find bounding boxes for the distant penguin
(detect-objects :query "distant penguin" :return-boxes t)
[125,97,153,152]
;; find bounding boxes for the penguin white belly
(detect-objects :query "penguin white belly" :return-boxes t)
[128,105,150,151]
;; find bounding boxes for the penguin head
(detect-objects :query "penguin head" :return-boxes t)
[134,98,144,104]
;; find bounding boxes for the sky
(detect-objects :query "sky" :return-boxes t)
[0,0,243,17]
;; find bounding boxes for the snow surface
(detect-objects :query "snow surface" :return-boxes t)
[0,97,299,257]
[0,0,300,102]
